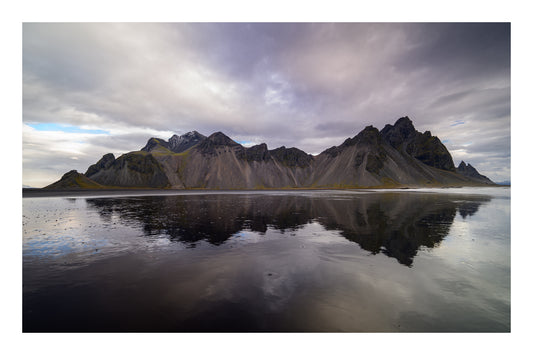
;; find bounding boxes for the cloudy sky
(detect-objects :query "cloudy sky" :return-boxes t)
[22,22,510,187]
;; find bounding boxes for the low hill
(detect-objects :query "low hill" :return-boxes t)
[45,170,105,189]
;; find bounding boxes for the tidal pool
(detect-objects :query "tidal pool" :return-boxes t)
[22,188,510,332]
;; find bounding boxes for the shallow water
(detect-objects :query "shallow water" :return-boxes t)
[23,188,510,332]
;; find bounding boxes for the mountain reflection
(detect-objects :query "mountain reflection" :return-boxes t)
[85,192,490,266]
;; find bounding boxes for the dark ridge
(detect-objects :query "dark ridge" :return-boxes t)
[141,138,170,152]
[381,116,455,171]
[202,132,239,147]
[115,153,163,174]
[406,134,455,171]
[338,126,381,148]
[85,152,170,188]
[353,125,382,146]
[352,127,387,173]
[116,153,170,187]
[195,132,241,155]
[270,146,313,168]
[208,132,240,146]
[168,131,206,153]
[323,125,382,157]
[322,145,341,157]
[238,143,271,162]
[380,116,416,149]
[456,161,494,184]
[85,153,115,177]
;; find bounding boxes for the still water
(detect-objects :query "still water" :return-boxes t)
[23,188,510,332]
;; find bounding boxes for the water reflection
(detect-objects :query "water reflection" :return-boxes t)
[24,191,508,332]
[85,193,490,266]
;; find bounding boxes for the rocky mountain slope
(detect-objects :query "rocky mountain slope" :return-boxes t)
[381,117,456,171]
[456,161,494,184]
[45,116,496,189]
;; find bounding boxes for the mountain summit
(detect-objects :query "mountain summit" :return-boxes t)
[46,117,496,189]
[456,161,493,184]
[141,131,207,154]
[381,116,455,171]
[168,131,206,153]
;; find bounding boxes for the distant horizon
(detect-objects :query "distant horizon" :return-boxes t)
[23,23,510,187]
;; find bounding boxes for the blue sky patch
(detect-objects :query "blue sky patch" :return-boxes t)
[237,140,253,145]
[27,123,109,135]
[450,120,465,127]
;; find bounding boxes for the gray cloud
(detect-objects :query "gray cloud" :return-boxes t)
[23,23,510,186]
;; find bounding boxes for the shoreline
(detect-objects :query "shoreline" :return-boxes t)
[22,185,509,198]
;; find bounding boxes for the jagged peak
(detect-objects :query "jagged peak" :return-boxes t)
[393,116,416,134]
[210,131,227,138]
[169,130,205,140]
[206,132,240,146]
[395,116,414,125]
[457,161,475,172]
[239,142,271,162]
[195,132,240,155]
[141,137,169,152]
[456,161,494,184]
[167,131,206,153]
[270,145,313,168]
[359,125,378,134]
[270,145,309,154]
[147,137,166,143]
[380,116,416,139]
[322,125,381,156]
[458,161,478,170]
[85,153,116,177]
[340,125,381,147]
[248,142,268,151]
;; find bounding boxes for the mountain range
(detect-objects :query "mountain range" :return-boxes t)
[45,116,495,189]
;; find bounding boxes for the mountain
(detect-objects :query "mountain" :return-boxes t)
[380,117,455,171]
[456,161,494,185]
[141,131,206,154]
[168,131,207,153]
[45,170,105,189]
[309,121,477,188]
[46,117,496,189]
[153,132,314,189]
[84,152,169,188]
